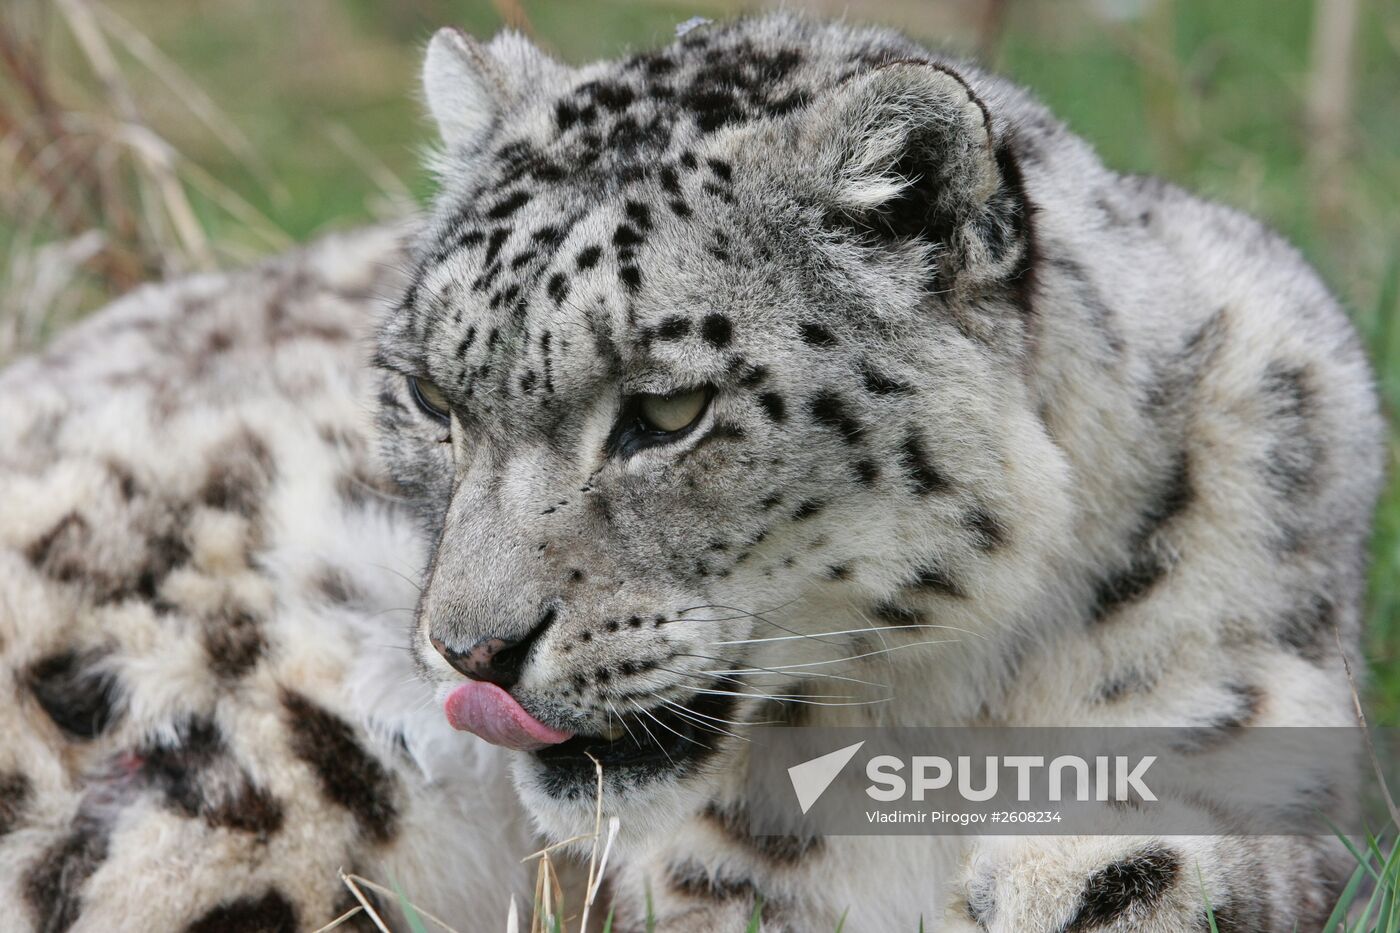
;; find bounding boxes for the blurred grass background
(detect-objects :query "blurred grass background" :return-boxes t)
[2,0,1398,715]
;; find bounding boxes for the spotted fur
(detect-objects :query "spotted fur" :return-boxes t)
[0,228,532,931]
[0,11,1382,933]
[390,14,1382,932]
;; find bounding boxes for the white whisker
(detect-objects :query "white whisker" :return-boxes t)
[707,638,960,673]
[713,622,981,646]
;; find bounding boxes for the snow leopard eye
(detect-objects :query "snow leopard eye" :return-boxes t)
[408,376,451,423]
[608,387,712,457]
[638,388,709,433]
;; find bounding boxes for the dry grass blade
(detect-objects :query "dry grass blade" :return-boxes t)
[322,121,415,219]
[117,121,212,268]
[0,0,305,350]
[342,873,465,933]
[519,750,618,931]
[54,0,213,270]
[179,158,292,251]
[531,851,566,933]
[1335,625,1400,832]
[88,0,281,194]
[0,230,104,362]
[1305,0,1361,227]
[52,0,139,123]
[339,869,393,933]
[491,0,533,33]
[579,753,605,932]
[312,905,366,933]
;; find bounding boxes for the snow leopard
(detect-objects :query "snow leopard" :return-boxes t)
[390,12,1383,932]
[0,10,1383,933]
[0,227,536,931]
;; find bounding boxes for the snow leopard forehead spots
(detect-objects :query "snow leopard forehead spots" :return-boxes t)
[392,21,961,419]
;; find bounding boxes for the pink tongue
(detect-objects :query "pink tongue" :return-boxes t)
[444,681,573,751]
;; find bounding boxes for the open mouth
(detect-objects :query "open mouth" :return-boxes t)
[530,686,740,795]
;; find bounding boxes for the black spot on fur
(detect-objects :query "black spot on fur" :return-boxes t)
[666,858,761,902]
[809,391,865,445]
[27,650,119,740]
[613,224,642,249]
[482,229,510,271]
[862,366,911,396]
[1094,668,1156,703]
[625,200,652,230]
[547,272,570,305]
[576,245,602,269]
[826,562,852,581]
[652,316,691,341]
[739,365,768,387]
[706,158,733,183]
[204,608,266,679]
[619,265,642,292]
[184,890,298,933]
[282,690,397,844]
[800,322,837,347]
[659,165,682,195]
[139,716,286,838]
[487,191,530,220]
[455,328,477,358]
[757,392,786,423]
[964,506,1006,551]
[873,601,925,626]
[792,500,825,521]
[200,430,274,514]
[1091,451,1192,622]
[1063,846,1180,933]
[25,512,90,584]
[1175,684,1266,754]
[1260,361,1322,500]
[899,433,946,493]
[1277,593,1336,663]
[555,99,581,131]
[700,312,733,348]
[23,810,110,933]
[0,771,32,837]
[853,458,880,486]
[909,563,966,598]
[701,801,821,865]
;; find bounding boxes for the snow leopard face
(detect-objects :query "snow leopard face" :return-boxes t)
[374,15,1048,837]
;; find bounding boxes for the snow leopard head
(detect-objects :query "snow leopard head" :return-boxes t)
[374,14,1062,841]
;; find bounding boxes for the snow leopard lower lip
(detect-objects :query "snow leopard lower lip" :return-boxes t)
[530,687,739,788]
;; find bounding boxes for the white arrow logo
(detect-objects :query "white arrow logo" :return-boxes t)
[787,741,865,814]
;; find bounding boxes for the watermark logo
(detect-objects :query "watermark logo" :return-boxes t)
[788,741,864,814]
[865,754,1157,803]
[746,726,1374,836]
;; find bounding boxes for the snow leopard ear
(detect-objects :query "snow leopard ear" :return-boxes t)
[805,62,1029,285]
[422,28,566,151]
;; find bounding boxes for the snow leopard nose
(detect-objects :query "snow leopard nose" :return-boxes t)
[432,636,523,687]
[430,607,556,688]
